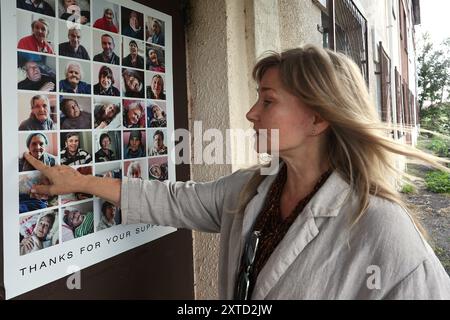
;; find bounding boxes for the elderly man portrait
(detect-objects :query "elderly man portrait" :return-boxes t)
[59,27,90,60]
[17,0,55,17]
[18,57,56,92]
[19,94,56,130]
[18,18,54,54]
[60,132,92,166]
[93,34,119,65]
[59,61,91,94]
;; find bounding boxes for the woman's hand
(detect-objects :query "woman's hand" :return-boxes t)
[23,153,88,197]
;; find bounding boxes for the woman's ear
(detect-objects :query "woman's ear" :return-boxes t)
[312,113,329,135]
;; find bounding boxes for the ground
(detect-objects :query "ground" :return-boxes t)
[403,164,450,275]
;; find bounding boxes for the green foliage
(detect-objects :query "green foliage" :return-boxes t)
[428,137,450,157]
[400,183,415,194]
[420,102,450,135]
[417,34,450,109]
[425,171,450,193]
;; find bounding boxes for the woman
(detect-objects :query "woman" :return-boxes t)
[124,130,145,159]
[147,104,167,128]
[146,48,165,73]
[18,18,54,54]
[122,40,144,69]
[147,19,164,46]
[23,45,450,299]
[122,69,144,98]
[94,65,120,96]
[146,74,166,100]
[93,103,120,129]
[123,101,144,128]
[60,0,89,25]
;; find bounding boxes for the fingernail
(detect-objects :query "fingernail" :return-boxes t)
[30,189,36,193]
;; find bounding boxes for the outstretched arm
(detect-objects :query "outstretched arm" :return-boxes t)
[24,153,121,206]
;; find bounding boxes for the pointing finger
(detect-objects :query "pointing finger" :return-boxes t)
[23,153,51,174]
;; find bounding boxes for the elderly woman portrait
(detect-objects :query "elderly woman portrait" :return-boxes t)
[122,9,143,40]
[126,161,142,179]
[60,97,92,129]
[93,65,120,96]
[19,132,56,172]
[147,103,167,128]
[122,68,144,98]
[93,7,118,33]
[20,211,57,255]
[123,100,145,128]
[60,132,92,165]
[146,74,166,100]
[19,94,56,130]
[18,53,56,92]
[59,60,91,94]
[146,46,165,73]
[62,206,93,242]
[95,132,117,162]
[148,162,168,181]
[122,39,144,69]
[148,130,167,156]
[17,0,56,17]
[146,18,164,46]
[93,102,120,129]
[18,18,54,54]
[97,201,117,230]
[58,27,90,60]
[124,130,145,159]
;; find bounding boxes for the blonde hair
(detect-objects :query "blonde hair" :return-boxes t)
[238,45,449,234]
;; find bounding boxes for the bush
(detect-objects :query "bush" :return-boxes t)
[428,138,450,157]
[420,103,450,136]
[400,184,415,194]
[425,171,450,193]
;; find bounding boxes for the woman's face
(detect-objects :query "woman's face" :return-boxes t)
[152,106,163,119]
[64,100,81,118]
[35,216,52,239]
[129,43,138,55]
[153,134,163,149]
[105,206,115,221]
[127,107,142,125]
[101,136,111,149]
[125,75,141,92]
[152,22,160,35]
[66,135,80,154]
[104,9,114,22]
[100,74,112,89]
[29,135,47,159]
[129,135,141,151]
[149,50,158,64]
[67,210,83,228]
[104,104,116,118]
[151,77,163,97]
[150,165,161,178]
[64,0,77,9]
[32,21,48,43]
[246,67,318,155]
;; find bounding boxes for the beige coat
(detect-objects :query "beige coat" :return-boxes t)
[121,168,450,299]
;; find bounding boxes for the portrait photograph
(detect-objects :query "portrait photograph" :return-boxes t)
[148,128,168,157]
[60,131,92,166]
[60,166,93,205]
[93,97,121,129]
[17,0,56,18]
[145,43,165,73]
[61,200,94,243]
[58,20,91,60]
[92,0,119,34]
[145,16,165,47]
[93,63,121,96]
[58,0,90,26]
[19,209,59,256]
[148,156,168,181]
[147,100,166,128]
[17,51,56,92]
[122,37,145,70]
[94,198,121,232]
[121,7,144,40]
[122,68,144,98]
[123,129,146,159]
[124,159,147,180]
[94,130,122,163]
[18,92,57,131]
[123,99,145,128]
[146,71,166,100]
[19,170,58,214]
[59,95,92,130]
[92,29,121,65]
[58,57,91,94]
[95,161,122,179]
[18,132,58,172]
[17,10,56,55]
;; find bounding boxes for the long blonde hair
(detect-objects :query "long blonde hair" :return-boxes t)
[237,45,449,233]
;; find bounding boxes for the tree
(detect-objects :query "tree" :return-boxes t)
[417,33,450,110]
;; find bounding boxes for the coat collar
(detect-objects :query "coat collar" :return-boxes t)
[241,163,353,299]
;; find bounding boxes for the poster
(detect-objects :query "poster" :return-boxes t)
[2,0,175,299]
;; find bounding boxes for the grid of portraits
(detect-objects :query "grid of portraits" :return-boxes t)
[16,0,169,256]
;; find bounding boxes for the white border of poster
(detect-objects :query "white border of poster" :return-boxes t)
[2,0,175,299]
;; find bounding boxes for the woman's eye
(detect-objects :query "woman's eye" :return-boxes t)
[263,100,272,107]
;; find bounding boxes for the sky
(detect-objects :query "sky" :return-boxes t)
[416,0,450,46]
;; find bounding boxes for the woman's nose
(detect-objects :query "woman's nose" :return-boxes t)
[246,103,259,123]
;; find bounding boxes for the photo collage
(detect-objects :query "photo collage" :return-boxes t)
[16,0,169,256]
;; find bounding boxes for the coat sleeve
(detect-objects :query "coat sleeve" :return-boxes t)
[384,258,450,299]
[120,175,234,233]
